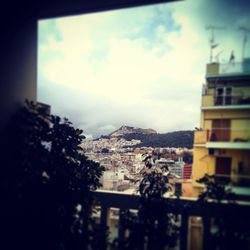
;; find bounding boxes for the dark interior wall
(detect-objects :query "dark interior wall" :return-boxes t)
[0,13,38,131]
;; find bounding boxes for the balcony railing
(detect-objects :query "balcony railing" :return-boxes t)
[206,61,250,76]
[206,59,250,77]
[215,174,250,188]
[194,129,250,144]
[214,96,250,106]
[219,62,245,74]
[92,190,250,250]
[202,95,250,107]
[208,128,250,142]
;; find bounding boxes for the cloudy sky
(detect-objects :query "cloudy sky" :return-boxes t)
[38,0,250,138]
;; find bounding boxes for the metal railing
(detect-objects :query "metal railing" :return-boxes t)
[208,128,250,142]
[214,96,250,106]
[218,61,250,75]
[201,95,250,107]
[194,129,250,144]
[206,60,250,76]
[92,190,250,250]
[213,174,250,187]
[219,62,244,74]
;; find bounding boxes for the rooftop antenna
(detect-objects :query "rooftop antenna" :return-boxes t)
[206,25,226,63]
[238,26,250,61]
[215,50,223,63]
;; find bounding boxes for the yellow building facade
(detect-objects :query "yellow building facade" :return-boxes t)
[192,59,250,196]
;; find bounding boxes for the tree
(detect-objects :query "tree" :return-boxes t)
[0,101,104,250]
[112,153,179,250]
[182,151,193,164]
[197,174,250,250]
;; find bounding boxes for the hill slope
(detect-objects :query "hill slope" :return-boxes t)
[122,130,194,148]
[109,125,157,137]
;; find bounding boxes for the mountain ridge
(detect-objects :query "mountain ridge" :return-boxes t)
[109,125,157,137]
[99,125,194,148]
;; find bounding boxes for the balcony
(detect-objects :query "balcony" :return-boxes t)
[194,130,209,144]
[206,59,250,77]
[201,95,250,110]
[194,129,250,149]
[234,174,250,188]
[93,190,250,250]
[220,59,250,75]
[219,62,247,75]
[213,173,250,188]
[208,128,250,142]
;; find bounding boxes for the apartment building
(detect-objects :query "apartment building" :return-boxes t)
[192,58,250,196]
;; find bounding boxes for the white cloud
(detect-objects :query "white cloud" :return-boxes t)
[38,0,250,137]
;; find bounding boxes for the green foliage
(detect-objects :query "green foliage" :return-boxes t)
[198,174,250,250]
[197,174,235,202]
[182,151,193,163]
[112,155,180,250]
[114,199,179,250]
[0,100,104,250]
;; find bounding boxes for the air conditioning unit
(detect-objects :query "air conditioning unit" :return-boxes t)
[208,148,214,155]
[214,149,219,156]
[208,148,219,156]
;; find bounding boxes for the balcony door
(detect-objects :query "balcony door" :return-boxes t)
[215,157,231,181]
[211,119,231,141]
[215,87,232,105]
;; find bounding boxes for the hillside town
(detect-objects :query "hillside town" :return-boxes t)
[81,125,193,195]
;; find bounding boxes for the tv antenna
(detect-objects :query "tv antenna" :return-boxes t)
[238,26,250,61]
[215,50,223,63]
[206,25,226,63]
